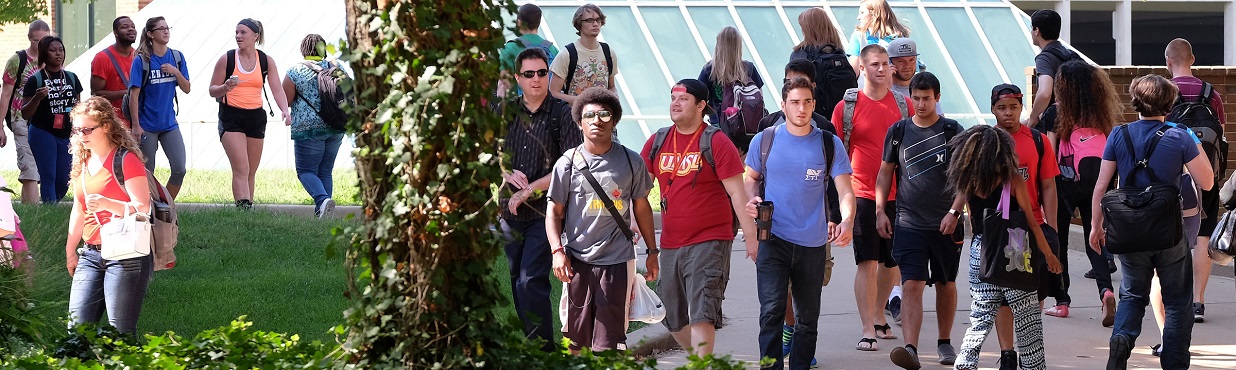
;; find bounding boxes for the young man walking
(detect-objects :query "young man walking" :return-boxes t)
[549,3,617,105]
[496,48,581,350]
[874,72,964,369]
[0,20,51,204]
[497,3,558,97]
[829,44,911,351]
[90,16,137,130]
[548,87,657,353]
[1165,38,1226,323]
[990,83,1060,370]
[746,76,855,370]
[1024,9,1073,130]
[640,78,758,356]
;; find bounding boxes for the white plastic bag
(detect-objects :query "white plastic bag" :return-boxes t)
[628,274,665,324]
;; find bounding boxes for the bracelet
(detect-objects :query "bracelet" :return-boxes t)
[550,248,565,255]
[645,247,660,255]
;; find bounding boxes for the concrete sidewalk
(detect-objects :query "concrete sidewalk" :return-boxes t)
[629,228,1236,369]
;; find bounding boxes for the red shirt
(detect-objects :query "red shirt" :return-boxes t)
[640,125,744,249]
[90,45,134,127]
[77,149,146,245]
[1009,126,1059,225]
[830,90,913,200]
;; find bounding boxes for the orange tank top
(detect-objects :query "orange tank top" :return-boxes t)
[224,50,264,110]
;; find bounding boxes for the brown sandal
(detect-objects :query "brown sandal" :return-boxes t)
[875,323,898,339]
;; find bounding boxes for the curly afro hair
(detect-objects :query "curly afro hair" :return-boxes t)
[571,86,623,125]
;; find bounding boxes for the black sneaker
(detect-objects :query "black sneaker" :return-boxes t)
[236,199,254,210]
[890,346,922,370]
[1193,302,1205,323]
[1107,335,1131,370]
[998,350,1017,370]
[887,296,902,324]
[1084,269,1097,279]
[1107,259,1118,273]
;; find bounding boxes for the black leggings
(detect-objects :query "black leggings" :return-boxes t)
[1050,175,1115,305]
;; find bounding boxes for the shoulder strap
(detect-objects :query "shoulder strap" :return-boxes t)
[1031,128,1045,175]
[7,50,29,122]
[648,127,671,166]
[699,125,718,170]
[102,49,130,86]
[112,147,128,187]
[257,49,270,80]
[573,154,635,241]
[757,126,777,198]
[139,56,153,89]
[1200,82,1213,104]
[547,100,563,157]
[225,49,236,77]
[892,91,909,119]
[1123,124,1172,184]
[600,42,613,77]
[842,88,859,150]
[888,120,907,161]
[563,43,578,94]
[822,128,834,185]
[538,40,553,49]
[1044,46,1074,63]
[943,120,961,140]
[515,38,531,48]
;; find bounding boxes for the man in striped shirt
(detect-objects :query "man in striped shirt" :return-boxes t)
[496,47,581,350]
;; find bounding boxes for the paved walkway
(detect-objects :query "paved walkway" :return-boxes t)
[629,228,1236,369]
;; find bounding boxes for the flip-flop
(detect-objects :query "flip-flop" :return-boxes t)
[875,323,898,339]
[856,337,878,351]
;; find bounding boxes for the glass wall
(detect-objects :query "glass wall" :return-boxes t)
[58,0,117,62]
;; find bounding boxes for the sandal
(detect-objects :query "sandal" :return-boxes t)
[875,323,898,339]
[856,337,878,351]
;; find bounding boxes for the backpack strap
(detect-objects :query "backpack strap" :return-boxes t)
[563,43,578,94]
[698,124,718,170]
[1044,46,1075,64]
[257,49,274,117]
[1200,82,1214,105]
[893,91,909,119]
[1122,124,1173,185]
[6,50,28,124]
[841,88,859,150]
[757,126,777,198]
[548,99,563,158]
[648,126,671,167]
[112,147,128,187]
[1031,127,1045,176]
[225,49,236,78]
[102,49,130,87]
[600,42,614,79]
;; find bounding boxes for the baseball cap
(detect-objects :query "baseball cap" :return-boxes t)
[990,83,1023,106]
[673,79,715,116]
[888,38,918,58]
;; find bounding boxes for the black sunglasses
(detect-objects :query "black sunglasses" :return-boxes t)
[71,125,100,136]
[519,69,549,78]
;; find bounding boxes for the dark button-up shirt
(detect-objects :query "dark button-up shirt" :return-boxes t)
[498,95,582,221]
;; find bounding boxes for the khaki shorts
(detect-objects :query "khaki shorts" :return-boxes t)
[658,240,730,332]
[11,119,39,182]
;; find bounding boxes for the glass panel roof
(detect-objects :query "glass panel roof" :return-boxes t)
[927,7,1005,111]
[891,6,972,114]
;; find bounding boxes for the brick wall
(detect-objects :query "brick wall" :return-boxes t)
[1103,66,1236,177]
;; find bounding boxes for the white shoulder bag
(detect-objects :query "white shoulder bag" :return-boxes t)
[82,174,151,261]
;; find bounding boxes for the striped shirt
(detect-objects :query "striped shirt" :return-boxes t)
[497,95,581,221]
[1172,76,1226,125]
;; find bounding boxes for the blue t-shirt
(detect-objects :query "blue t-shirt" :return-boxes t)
[128,50,188,132]
[1103,120,1199,190]
[745,124,853,247]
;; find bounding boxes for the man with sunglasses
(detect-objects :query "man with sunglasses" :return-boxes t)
[640,79,758,357]
[494,47,581,351]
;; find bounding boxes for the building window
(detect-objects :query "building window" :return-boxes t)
[57,0,117,62]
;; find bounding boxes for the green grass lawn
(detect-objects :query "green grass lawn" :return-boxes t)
[1,168,360,206]
[15,204,350,342]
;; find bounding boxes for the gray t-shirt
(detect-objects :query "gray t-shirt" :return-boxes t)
[889,84,943,115]
[1034,40,1067,79]
[549,144,653,265]
[881,117,958,230]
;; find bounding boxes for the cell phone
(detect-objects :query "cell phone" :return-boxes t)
[228,76,239,82]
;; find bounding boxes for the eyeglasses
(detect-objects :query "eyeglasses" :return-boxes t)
[582,110,612,122]
[580,17,604,25]
[71,125,100,136]
[152,27,172,32]
[519,69,549,78]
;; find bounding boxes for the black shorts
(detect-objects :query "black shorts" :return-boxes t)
[1199,188,1221,236]
[892,225,962,285]
[853,198,896,267]
[218,105,268,139]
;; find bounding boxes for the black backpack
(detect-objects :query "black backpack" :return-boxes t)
[1101,125,1183,254]
[5,50,29,126]
[805,44,857,119]
[1166,82,1228,183]
[295,60,351,131]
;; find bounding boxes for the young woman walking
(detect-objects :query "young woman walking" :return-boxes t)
[282,34,346,217]
[129,16,190,199]
[208,18,290,209]
[21,35,82,204]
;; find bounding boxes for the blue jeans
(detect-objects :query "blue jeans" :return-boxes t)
[67,249,154,335]
[756,236,828,370]
[1112,239,1193,370]
[27,125,70,203]
[293,133,343,207]
[501,218,554,350]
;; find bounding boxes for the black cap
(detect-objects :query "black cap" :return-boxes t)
[674,78,715,116]
[990,83,1023,106]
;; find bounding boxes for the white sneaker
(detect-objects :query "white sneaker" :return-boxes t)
[317,198,336,218]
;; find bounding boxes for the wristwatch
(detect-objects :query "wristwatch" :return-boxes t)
[646,247,660,255]
[947,209,963,218]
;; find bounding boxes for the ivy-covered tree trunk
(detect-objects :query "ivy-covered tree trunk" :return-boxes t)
[341,0,517,367]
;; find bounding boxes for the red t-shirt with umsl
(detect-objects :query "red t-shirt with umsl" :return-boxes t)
[77,149,146,245]
[830,90,913,201]
[90,45,134,127]
[640,125,745,249]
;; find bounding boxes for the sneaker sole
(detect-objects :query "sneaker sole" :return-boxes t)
[890,347,922,370]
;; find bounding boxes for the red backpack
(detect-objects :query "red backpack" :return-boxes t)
[1057,127,1106,182]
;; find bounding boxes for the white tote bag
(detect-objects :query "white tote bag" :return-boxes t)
[628,274,665,324]
[98,208,152,261]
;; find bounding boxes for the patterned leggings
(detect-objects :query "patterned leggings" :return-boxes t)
[955,236,1046,370]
